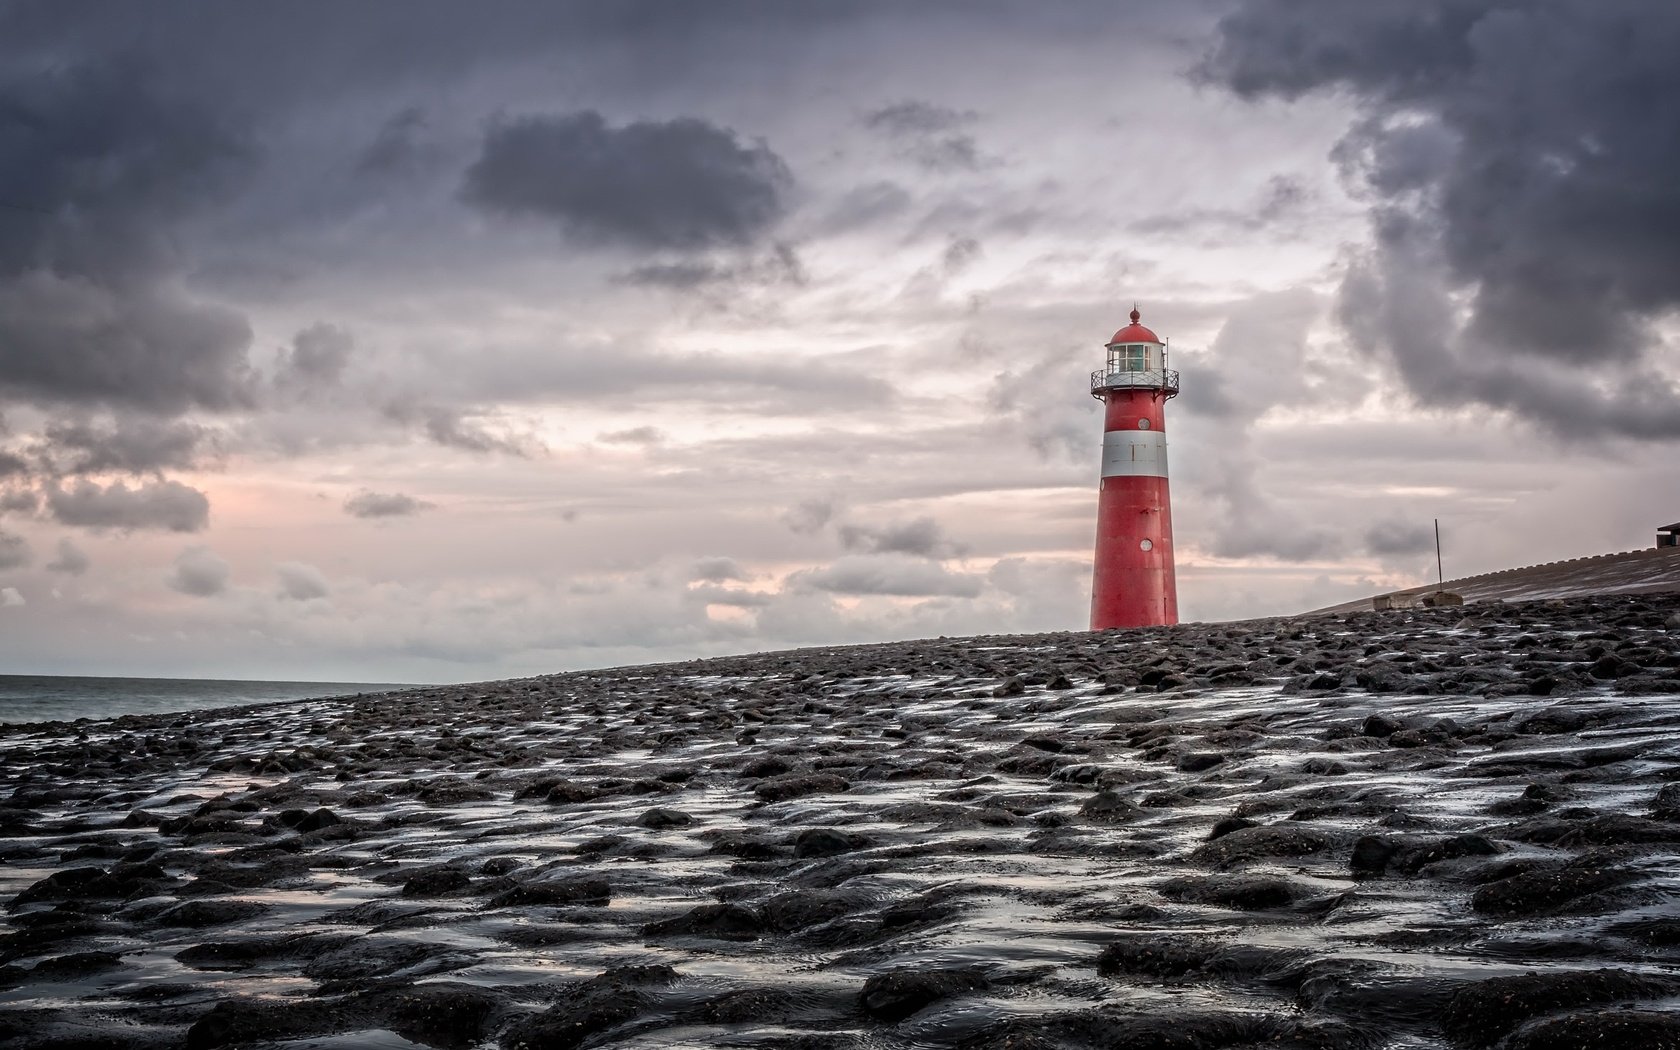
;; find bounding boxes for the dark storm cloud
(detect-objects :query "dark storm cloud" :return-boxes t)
[863,100,983,172]
[462,111,792,250]
[1200,0,1680,439]
[274,324,354,395]
[46,478,210,532]
[0,60,257,414]
[34,418,214,476]
[0,488,35,514]
[343,490,434,519]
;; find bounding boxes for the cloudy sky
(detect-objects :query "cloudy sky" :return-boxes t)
[1,0,1677,683]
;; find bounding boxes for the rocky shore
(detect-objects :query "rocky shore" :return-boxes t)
[4,593,1680,1049]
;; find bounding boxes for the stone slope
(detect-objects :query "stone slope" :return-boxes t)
[3,593,1680,1049]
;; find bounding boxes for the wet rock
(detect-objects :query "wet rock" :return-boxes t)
[1505,1009,1680,1050]
[1189,823,1341,868]
[754,773,849,803]
[993,676,1026,698]
[794,827,866,858]
[678,987,799,1024]
[1176,752,1224,772]
[1077,790,1137,822]
[291,807,340,833]
[500,965,677,1050]
[402,868,472,897]
[859,966,990,1022]
[488,878,612,908]
[1159,875,1298,910]
[643,902,763,941]
[155,899,270,928]
[1440,969,1674,1048]
[186,997,342,1049]
[1471,856,1640,918]
[359,982,507,1050]
[636,807,691,829]
[1207,815,1257,840]
[26,950,123,978]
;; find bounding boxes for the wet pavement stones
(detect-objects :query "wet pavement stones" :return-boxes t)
[4,592,1680,1048]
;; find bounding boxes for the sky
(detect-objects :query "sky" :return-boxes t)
[1,0,1678,683]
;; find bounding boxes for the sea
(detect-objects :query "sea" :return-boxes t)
[0,674,415,725]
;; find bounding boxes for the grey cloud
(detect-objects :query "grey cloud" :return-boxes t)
[462,111,792,250]
[617,243,805,291]
[837,516,963,558]
[34,417,214,476]
[1365,520,1436,556]
[1127,175,1310,237]
[0,60,257,414]
[685,584,770,608]
[46,478,210,532]
[276,561,330,600]
[0,449,25,477]
[794,553,983,598]
[274,323,353,396]
[690,556,747,582]
[1201,0,1680,439]
[598,426,665,446]
[381,401,533,456]
[45,536,89,575]
[0,276,255,414]
[344,490,434,518]
[0,488,37,514]
[167,545,228,597]
[781,498,838,535]
[0,528,28,570]
[356,107,436,176]
[864,100,983,172]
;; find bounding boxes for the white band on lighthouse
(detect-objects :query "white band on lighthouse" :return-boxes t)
[1100,429,1169,478]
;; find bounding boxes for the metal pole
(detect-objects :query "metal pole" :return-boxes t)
[1435,518,1444,592]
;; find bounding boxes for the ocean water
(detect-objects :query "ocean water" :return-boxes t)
[0,674,413,725]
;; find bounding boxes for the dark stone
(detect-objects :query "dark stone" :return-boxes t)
[499,965,678,1050]
[359,981,506,1050]
[1350,835,1400,878]
[1506,1010,1680,1050]
[155,900,270,928]
[1208,816,1257,840]
[1158,875,1298,910]
[401,868,472,897]
[636,807,691,829]
[1177,752,1224,773]
[1078,790,1137,822]
[1471,857,1638,918]
[642,902,763,941]
[1441,969,1673,1048]
[794,828,865,859]
[292,808,340,833]
[755,773,849,803]
[993,676,1026,697]
[1190,824,1340,868]
[738,756,793,779]
[858,966,989,1022]
[488,878,612,908]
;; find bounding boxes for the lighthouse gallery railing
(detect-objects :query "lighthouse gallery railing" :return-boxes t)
[1090,368,1179,399]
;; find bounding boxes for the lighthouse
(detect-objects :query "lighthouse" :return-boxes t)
[1089,307,1179,629]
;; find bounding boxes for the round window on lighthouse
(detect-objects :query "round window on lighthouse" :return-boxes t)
[1137,419,1151,430]
[1140,538,1154,552]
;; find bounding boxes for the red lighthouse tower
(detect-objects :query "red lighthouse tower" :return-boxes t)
[1089,307,1179,629]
